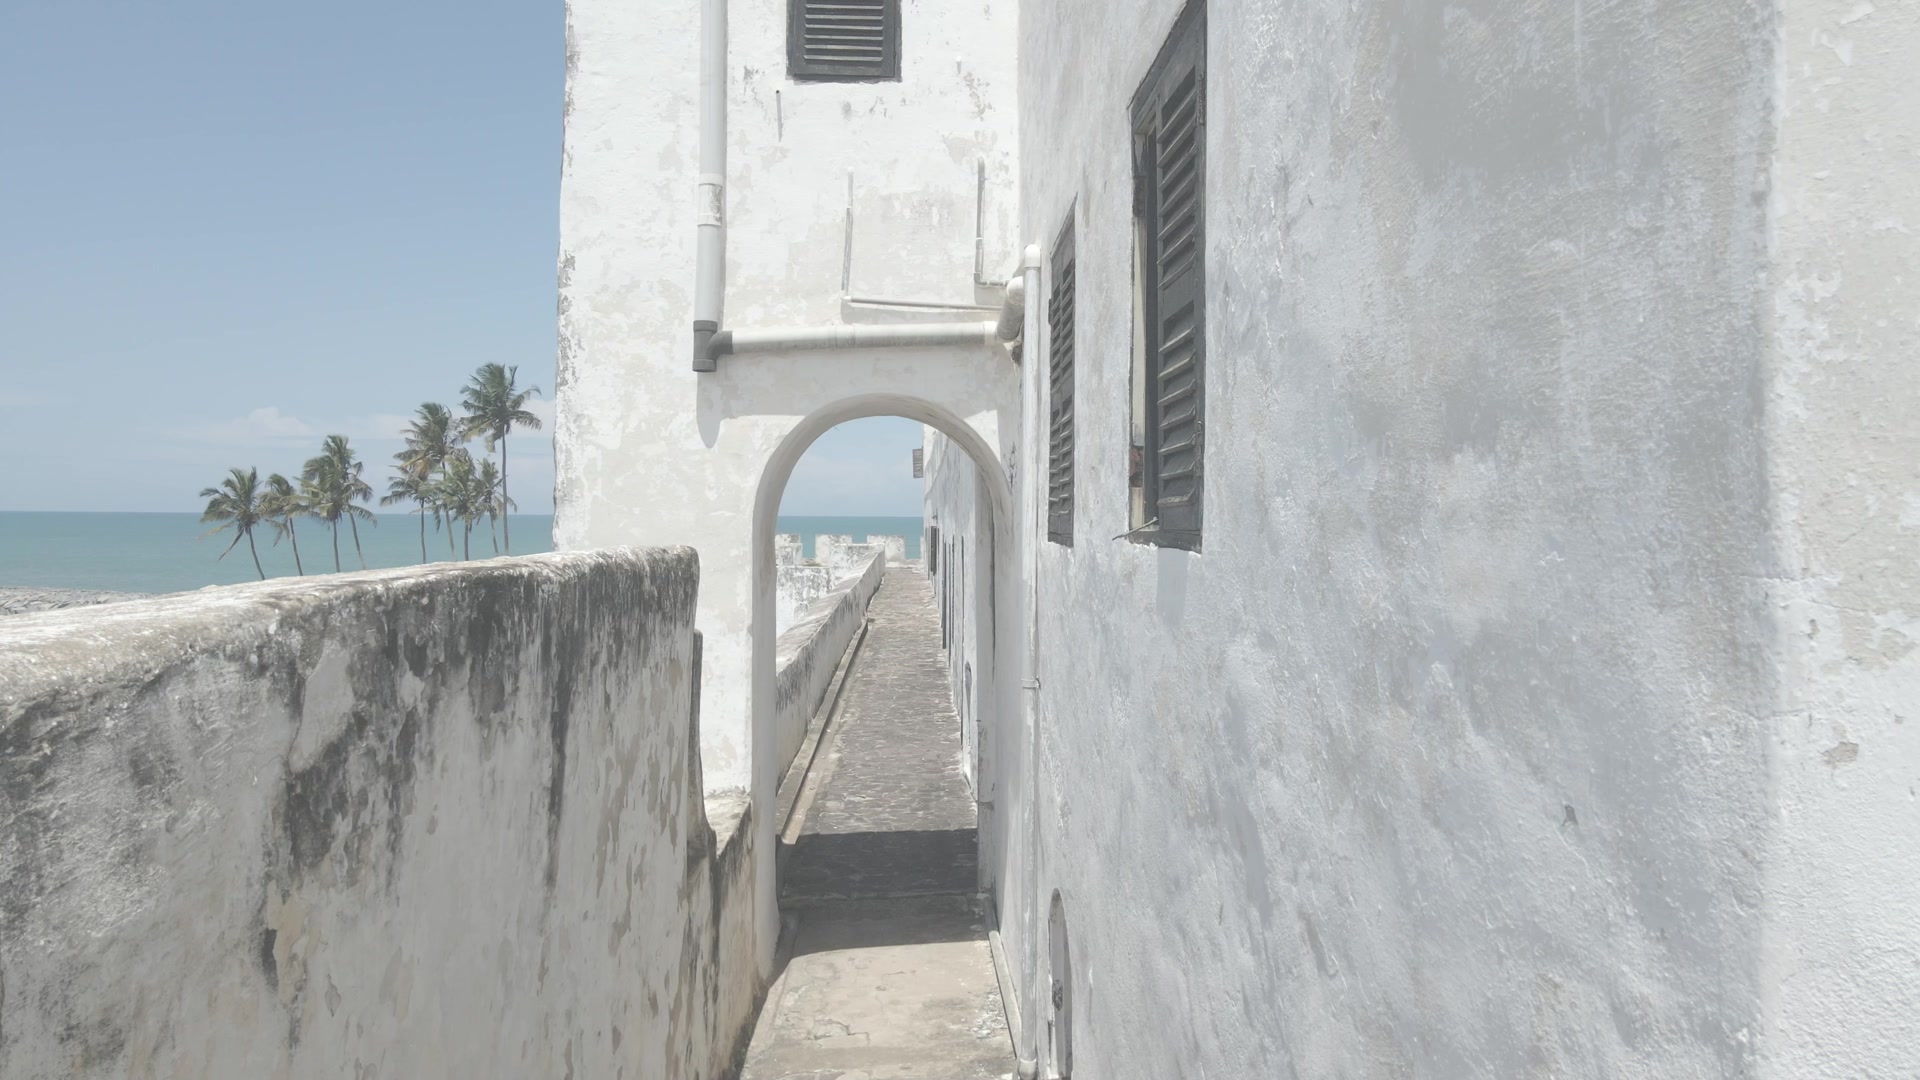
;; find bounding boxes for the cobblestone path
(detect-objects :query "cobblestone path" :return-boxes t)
[742,569,1014,1080]
[781,566,979,902]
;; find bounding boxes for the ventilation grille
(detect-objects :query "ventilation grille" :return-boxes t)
[790,0,900,81]
[1047,218,1076,545]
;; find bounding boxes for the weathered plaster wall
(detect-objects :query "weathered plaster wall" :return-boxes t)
[774,533,802,566]
[812,535,859,580]
[923,426,993,794]
[556,0,1022,805]
[773,552,887,777]
[980,0,1805,1074]
[0,552,759,1080]
[1761,0,1920,1073]
[774,562,831,635]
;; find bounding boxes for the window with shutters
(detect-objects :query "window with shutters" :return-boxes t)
[1047,212,1077,546]
[1127,0,1205,550]
[789,0,901,82]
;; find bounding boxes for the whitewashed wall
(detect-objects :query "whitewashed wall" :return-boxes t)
[556,0,1021,795]
[774,561,831,635]
[558,0,1023,972]
[922,0,1919,1075]
[1760,0,1920,1073]
[923,425,992,794]
[772,552,886,778]
[0,551,759,1080]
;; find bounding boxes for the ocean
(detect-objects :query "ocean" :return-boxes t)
[0,512,923,595]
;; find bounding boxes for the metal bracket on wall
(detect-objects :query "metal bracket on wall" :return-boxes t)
[840,159,1007,313]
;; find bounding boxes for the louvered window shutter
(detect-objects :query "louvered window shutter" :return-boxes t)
[1139,5,1205,544]
[789,0,901,82]
[1047,217,1077,545]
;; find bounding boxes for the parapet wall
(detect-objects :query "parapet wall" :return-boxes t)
[772,552,886,778]
[0,550,759,1080]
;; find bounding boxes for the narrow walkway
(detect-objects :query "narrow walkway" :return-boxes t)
[742,569,1013,1080]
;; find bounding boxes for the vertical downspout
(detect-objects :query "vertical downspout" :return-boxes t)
[1016,242,1044,1080]
[692,0,727,372]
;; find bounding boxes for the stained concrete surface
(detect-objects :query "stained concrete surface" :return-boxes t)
[0,550,761,1080]
[744,571,1013,1080]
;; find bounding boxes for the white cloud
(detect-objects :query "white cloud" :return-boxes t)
[168,406,316,445]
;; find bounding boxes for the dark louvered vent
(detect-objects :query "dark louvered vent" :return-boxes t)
[789,0,901,82]
[1047,216,1077,546]
[1134,1,1205,547]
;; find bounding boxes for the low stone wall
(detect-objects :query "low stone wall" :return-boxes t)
[0,586,147,616]
[772,552,886,778]
[0,550,760,1080]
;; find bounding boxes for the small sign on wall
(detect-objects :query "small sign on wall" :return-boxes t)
[912,447,924,478]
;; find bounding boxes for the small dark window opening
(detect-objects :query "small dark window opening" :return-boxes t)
[789,0,901,82]
[1047,212,1077,547]
[927,524,940,574]
[1130,0,1206,550]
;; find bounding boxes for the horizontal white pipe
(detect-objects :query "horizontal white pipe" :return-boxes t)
[712,322,998,357]
[844,294,1002,312]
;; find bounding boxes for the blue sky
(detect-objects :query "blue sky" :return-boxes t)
[0,0,923,517]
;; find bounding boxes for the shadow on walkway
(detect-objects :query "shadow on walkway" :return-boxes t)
[741,569,1013,1080]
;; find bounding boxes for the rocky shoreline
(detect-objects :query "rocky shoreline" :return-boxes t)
[0,587,149,616]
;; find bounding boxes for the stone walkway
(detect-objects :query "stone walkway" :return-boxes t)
[742,569,1014,1080]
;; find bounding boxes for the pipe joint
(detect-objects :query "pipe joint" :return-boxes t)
[692,321,720,372]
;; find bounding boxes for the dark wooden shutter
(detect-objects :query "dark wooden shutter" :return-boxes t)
[789,0,901,82]
[1047,216,1076,546]
[1138,3,1205,546]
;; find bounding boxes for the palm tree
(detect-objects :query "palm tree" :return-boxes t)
[308,434,376,569]
[395,402,460,558]
[476,457,507,554]
[382,467,436,563]
[458,364,541,554]
[199,466,267,580]
[300,456,348,572]
[437,450,483,560]
[260,472,307,576]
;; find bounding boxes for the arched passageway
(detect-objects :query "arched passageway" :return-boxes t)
[739,397,1020,1079]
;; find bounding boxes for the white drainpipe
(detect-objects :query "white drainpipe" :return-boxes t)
[1015,240,1044,1080]
[691,0,1019,371]
[692,0,728,372]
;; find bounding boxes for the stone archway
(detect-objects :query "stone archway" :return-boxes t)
[746,392,1016,974]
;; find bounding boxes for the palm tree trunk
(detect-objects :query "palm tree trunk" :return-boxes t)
[418,508,427,563]
[287,517,305,575]
[246,529,265,580]
[443,509,457,556]
[490,513,499,555]
[331,521,342,572]
[348,514,366,569]
[501,436,510,554]
[462,523,471,560]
